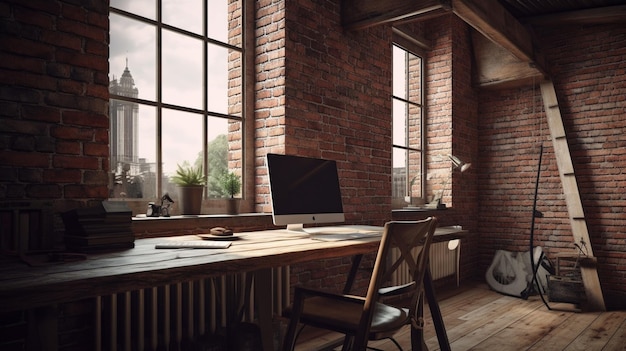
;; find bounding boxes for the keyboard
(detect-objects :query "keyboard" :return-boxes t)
[155,241,231,249]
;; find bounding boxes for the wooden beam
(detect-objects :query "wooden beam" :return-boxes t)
[341,0,451,31]
[525,5,626,26]
[451,0,546,74]
[472,31,544,89]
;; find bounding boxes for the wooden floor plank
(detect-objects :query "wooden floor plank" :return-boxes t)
[526,311,600,351]
[448,299,544,350]
[564,311,626,351]
[602,317,626,350]
[291,282,626,351]
[471,303,573,350]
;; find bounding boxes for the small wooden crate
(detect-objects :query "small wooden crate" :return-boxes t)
[548,275,586,304]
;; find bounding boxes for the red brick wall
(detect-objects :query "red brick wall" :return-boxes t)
[254,0,393,223]
[420,14,481,284]
[265,0,393,294]
[478,23,626,308]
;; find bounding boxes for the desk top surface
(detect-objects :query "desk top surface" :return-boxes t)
[0,225,467,312]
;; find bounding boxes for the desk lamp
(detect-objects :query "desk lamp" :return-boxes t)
[426,155,471,209]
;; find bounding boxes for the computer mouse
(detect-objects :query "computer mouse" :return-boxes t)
[210,227,233,236]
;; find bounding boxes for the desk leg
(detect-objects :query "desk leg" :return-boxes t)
[254,269,275,351]
[342,254,363,294]
[424,269,451,351]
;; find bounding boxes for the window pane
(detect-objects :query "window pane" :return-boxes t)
[161,109,204,179]
[111,0,155,20]
[163,0,203,34]
[206,43,232,115]
[408,151,422,199]
[393,99,407,147]
[205,117,236,197]
[162,30,203,109]
[392,45,406,99]
[109,102,157,200]
[110,14,156,101]
[208,0,230,44]
[392,148,407,199]
[408,104,422,150]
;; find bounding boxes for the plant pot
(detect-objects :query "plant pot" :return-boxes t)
[226,198,240,215]
[177,186,203,215]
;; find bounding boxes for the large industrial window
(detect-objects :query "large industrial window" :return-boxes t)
[392,43,425,208]
[108,0,244,203]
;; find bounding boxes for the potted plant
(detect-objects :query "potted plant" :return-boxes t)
[220,171,241,215]
[170,163,205,215]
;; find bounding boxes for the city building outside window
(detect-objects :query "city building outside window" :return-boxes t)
[108,0,244,206]
[392,43,425,208]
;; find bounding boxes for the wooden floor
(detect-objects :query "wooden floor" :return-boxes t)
[292,282,626,351]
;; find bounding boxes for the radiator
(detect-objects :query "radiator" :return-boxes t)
[391,240,460,287]
[94,267,290,351]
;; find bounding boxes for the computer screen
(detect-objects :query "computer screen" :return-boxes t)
[266,153,345,230]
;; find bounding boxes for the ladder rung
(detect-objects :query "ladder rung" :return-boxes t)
[563,172,575,176]
[572,217,585,220]
[548,104,559,109]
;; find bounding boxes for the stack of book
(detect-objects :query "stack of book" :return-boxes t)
[62,201,134,252]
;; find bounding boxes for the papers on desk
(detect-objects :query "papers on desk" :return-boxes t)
[155,241,231,249]
[305,225,382,242]
[309,232,380,242]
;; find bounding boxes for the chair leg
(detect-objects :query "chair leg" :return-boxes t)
[282,294,306,351]
[341,335,354,351]
[410,294,425,351]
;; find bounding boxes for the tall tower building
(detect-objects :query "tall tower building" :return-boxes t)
[109,61,139,171]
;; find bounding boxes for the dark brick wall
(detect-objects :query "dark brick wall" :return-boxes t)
[0,0,110,243]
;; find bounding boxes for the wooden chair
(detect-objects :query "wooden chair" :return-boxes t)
[282,217,438,351]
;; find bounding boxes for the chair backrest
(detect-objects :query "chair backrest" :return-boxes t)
[353,217,438,350]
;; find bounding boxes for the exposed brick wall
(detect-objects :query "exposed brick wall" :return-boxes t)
[263,0,394,294]
[0,0,110,241]
[254,0,287,213]
[478,23,626,308]
[414,15,481,283]
[0,1,110,348]
[281,0,392,227]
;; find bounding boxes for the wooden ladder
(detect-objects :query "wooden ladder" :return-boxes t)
[540,79,606,311]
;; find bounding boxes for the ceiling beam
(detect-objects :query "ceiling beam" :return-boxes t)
[341,0,451,31]
[451,0,545,74]
[524,5,626,26]
[472,32,543,89]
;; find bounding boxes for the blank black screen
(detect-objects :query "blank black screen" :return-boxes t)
[266,153,344,215]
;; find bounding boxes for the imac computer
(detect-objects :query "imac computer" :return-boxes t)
[266,153,345,231]
[266,153,382,240]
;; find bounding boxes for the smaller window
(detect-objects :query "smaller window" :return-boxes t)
[392,44,425,208]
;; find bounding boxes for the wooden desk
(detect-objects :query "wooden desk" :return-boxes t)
[0,225,466,350]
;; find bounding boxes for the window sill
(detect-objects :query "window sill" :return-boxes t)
[131,212,277,238]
